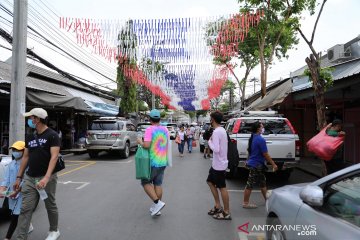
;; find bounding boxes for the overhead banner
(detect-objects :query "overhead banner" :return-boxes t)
[59,11,263,110]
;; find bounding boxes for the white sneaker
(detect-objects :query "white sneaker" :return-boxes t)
[149,203,155,212]
[151,200,165,216]
[155,211,161,216]
[28,223,34,233]
[45,230,60,240]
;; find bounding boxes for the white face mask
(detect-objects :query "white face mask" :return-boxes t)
[261,127,265,135]
[12,151,23,160]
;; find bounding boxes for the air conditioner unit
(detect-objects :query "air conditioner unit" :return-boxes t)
[327,44,352,62]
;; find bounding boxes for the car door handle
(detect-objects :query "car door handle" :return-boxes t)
[266,141,273,144]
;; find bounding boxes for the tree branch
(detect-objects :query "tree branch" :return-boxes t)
[297,27,319,61]
[310,0,327,45]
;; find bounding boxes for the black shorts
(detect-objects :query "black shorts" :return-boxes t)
[245,167,266,189]
[206,167,226,188]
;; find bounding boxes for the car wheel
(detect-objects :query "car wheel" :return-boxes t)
[88,150,99,159]
[200,145,204,153]
[267,217,286,240]
[121,142,130,159]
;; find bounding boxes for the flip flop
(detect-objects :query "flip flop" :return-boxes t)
[208,206,222,215]
[242,203,257,209]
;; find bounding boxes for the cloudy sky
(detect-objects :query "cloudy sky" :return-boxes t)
[1,0,360,97]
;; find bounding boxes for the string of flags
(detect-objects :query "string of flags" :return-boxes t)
[59,10,264,110]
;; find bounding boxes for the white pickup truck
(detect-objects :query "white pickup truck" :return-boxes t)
[225,111,300,180]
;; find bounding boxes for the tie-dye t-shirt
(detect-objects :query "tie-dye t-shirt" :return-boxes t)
[144,125,169,167]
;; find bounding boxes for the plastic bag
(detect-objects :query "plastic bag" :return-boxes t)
[192,140,197,147]
[306,126,345,161]
[167,137,173,167]
[175,135,181,144]
[135,145,151,180]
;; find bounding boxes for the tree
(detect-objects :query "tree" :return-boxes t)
[295,0,330,129]
[238,0,311,97]
[210,79,236,110]
[117,20,138,115]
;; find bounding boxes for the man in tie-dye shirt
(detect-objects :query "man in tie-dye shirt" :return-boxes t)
[137,109,169,217]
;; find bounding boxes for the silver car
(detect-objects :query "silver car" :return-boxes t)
[266,164,360,240]
[85,117,138,159]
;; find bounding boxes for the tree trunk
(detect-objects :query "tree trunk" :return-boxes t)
[259,42,266,98]
[305,54,327,130]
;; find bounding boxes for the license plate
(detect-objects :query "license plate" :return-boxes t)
[97,134,106,139]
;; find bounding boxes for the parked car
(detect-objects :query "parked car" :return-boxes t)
[166,126,176,140]
[0,154,12,217]
[136,122,152,139]
[225,111,300,180]
[85,117,138,159]
[266,163,360,240]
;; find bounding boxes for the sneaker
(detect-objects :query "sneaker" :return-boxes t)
[155,211,161,216]
[28,223,34,233]
[45,230,60,240]
[151,200,165,216]
[149,203,155,212]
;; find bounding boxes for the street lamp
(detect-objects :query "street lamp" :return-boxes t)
[249,77,259,95]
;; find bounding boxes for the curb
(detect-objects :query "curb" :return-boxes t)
[295,167,322,179]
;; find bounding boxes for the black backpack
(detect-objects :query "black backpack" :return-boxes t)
[203,128,213,141]
[227,133,239,170]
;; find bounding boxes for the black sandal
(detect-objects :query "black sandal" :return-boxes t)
[213,210,232,220]
[208,206,222,215]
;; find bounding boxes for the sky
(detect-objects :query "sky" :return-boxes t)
[1,0,360,99]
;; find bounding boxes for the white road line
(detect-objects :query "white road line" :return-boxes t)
[76,182,90,189]
[228,189,263,193]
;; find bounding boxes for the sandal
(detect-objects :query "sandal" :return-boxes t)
[213,210,232,220]
[242,203,257,209]
[208,206,222,215]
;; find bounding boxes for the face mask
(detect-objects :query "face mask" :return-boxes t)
[12,151,23,159]
[27,119,36,129]
[261,128,265,135]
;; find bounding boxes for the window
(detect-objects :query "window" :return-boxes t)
[91,121,123,130]
[321,173,360,227]
[126,123,136,131]
[238,119,293,134]
[226,120,235,133]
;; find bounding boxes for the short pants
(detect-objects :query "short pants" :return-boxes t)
[245,167,266,189]
[141,166,166,186]
[206,167,226,188]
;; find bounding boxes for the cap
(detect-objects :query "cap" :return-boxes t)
[149,109,161,119]
[23,108,48,119]
[9,141,25,150]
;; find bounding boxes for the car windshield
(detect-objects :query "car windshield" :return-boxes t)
[137,124,151,131]
[91,121,123,130]
[167,126,174,131]
[239,119,293,134]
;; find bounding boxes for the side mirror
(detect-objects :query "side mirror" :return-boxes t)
[300,185,324,207]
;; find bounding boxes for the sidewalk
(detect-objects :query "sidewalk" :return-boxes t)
[296,157,323,178]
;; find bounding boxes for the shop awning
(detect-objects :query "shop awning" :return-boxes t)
[84,100,119,116]
[246,79,293,111]
[27,90,89,111]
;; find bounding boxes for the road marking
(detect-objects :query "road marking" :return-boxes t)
[65,163,88,167]
[228,189,263,193]
[58,161,96,177]
[94,160,133,164]
[58,181,90,190]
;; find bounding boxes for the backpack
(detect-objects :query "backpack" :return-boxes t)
[227,133,239,170]
[203,128,213,141]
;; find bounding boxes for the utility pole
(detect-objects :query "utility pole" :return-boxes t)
[9,0,28,145]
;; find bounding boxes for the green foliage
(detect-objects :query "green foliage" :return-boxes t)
[219,102,230,113]
[185,111,196,119]
[138,100,149,111]
[196,110,208,117]
[160,111,166,118]
[304,67,334,90]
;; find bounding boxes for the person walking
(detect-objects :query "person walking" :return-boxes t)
[137,109,169,217]
[186,125,195,153]
[243,122,278,209]
[206,111,231,220]
[0,141,33,240]
[203,127,213,159]
[323,119,346,176]
[13,108,61,240]
[176,126,186,157]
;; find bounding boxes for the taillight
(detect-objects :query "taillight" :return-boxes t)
[230,139,237,144]
[285,119,297,134]
[295,140,300,157]
[233,119,241,134]
[111,133,121,137]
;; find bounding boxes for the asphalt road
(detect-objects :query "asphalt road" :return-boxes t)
[0,143,317,240]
